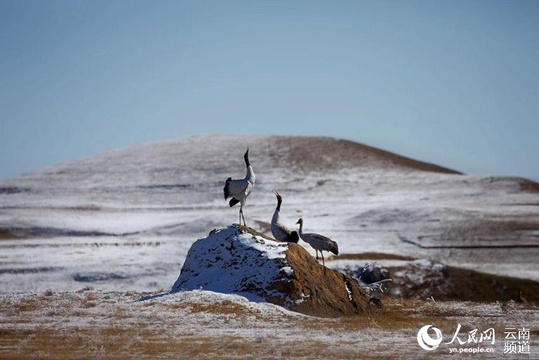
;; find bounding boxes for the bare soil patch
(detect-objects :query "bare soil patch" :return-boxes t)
[275,136,461,174]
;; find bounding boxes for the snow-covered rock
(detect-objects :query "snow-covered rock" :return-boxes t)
[172,224,370,317]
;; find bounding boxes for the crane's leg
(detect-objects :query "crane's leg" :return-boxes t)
[321,252,325,267]
[239,206,246,226]
[315,250,319,261]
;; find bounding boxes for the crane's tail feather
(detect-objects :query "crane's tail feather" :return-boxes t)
[229,198,240,207]
[224,177,232,199]
[330,241,339,256]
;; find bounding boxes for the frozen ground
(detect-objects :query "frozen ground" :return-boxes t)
[1,135,538,358]
[1,288,537,359]
[1,135,538,294]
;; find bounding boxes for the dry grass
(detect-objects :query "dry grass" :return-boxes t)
[385,263,539,304]
[330,253,416,262]
[0,230,21,241]
[2,291,536,359]
[182,299,251,315]
[0,328,392,360]
[518,178,539,193]
[275,136,461,174]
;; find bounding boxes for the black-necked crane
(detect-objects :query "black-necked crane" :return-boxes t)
[223,149,255,226]
[271,192,299,243]
[296,218,339,266]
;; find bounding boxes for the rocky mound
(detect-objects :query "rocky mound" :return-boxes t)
[172,225,370,317]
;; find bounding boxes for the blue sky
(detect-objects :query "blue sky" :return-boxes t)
[1,0,538,181]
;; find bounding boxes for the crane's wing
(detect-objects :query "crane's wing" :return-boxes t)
[224,178,249,199]
[306,233,339,255]
[271,223,299,243]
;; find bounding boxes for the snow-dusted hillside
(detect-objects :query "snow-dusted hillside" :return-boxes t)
[1,135,538,294]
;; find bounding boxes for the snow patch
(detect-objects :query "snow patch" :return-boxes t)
[171,226,291,301]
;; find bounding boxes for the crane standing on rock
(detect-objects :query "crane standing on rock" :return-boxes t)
[296,218,339,266]
[224,149,256,226]
[271,192,299,243]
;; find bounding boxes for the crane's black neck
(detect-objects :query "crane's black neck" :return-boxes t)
[297,219,303,233]
[244,149,250,167]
